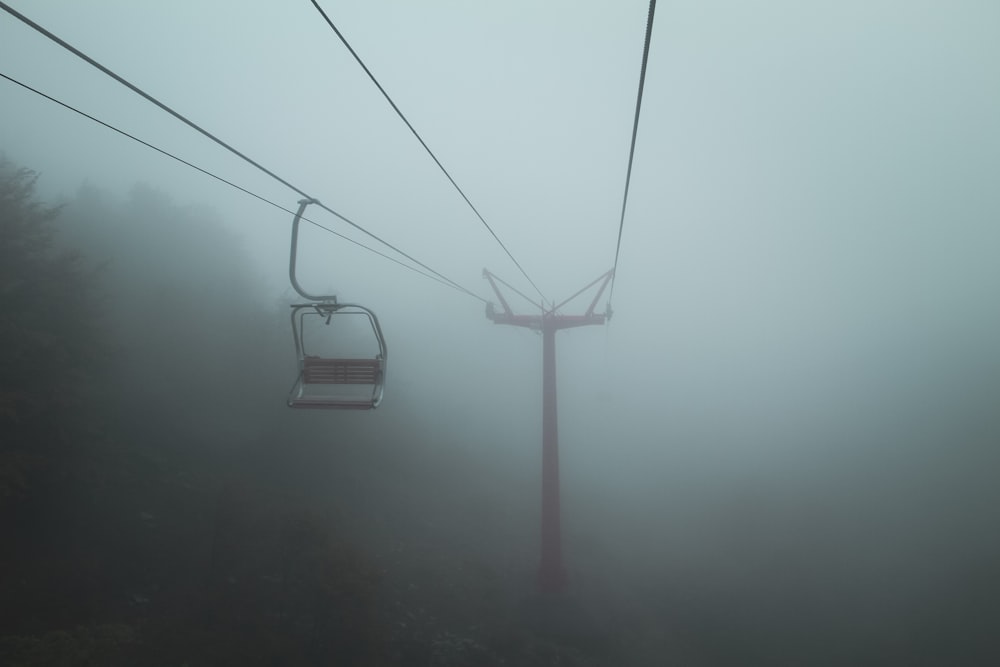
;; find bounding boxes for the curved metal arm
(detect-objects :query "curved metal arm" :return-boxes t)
[289,198,338,302]
[290,302,388,368]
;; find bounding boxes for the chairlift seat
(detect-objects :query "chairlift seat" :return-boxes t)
[288,355,385,410]
[302,357,381,385]
[288,396,376,409]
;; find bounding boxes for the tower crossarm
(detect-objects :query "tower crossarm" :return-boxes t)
[483,268,613,327]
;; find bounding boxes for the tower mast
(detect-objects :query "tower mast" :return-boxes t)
[484,269,613,593]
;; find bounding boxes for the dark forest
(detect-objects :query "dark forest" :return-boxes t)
[2,152,999,666]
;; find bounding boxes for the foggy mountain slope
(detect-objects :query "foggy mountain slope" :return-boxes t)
[555,339,1000,665]
[2,0,999,662]
[53,181,292,442]
[4,150,1000,664]
[0,163,624,664]
[0,155,107,498]
[2,167,398,664]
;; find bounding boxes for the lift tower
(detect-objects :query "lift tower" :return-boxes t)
[484,269,614,594]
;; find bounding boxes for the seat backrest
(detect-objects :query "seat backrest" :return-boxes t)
[302,357,381,385]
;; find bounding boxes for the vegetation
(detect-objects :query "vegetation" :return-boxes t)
[4,155,994,665]
[0,157,619,666]
[0,158,104,500]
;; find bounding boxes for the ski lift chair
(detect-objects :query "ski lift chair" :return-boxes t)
[287,302,387,409]
[286,198,388,410]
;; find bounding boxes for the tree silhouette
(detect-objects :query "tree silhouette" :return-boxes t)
[0,156,103,501]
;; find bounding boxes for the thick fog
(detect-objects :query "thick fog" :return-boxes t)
[3,1,999,664]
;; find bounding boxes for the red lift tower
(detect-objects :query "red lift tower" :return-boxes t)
[483,268,614,594]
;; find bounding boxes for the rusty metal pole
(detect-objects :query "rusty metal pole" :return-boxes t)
[539,317,565,593]
[482,269,613,595]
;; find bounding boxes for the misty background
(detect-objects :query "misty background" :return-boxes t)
[2,0,999,665]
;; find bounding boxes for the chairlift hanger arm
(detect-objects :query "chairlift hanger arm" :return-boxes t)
[290,198,338,302]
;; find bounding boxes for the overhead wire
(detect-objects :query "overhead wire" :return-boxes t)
[609,0,657,308]
[0,70,469,296]
[308,0,548,306]
[485,271,543,313]
[0,0,487,303]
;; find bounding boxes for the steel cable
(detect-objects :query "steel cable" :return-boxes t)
[0,0,486,303]
[609,0,657,308]
[0,70,472,296]
[309,0,548,305]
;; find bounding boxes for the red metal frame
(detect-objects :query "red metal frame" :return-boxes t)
[484,269,613,594]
